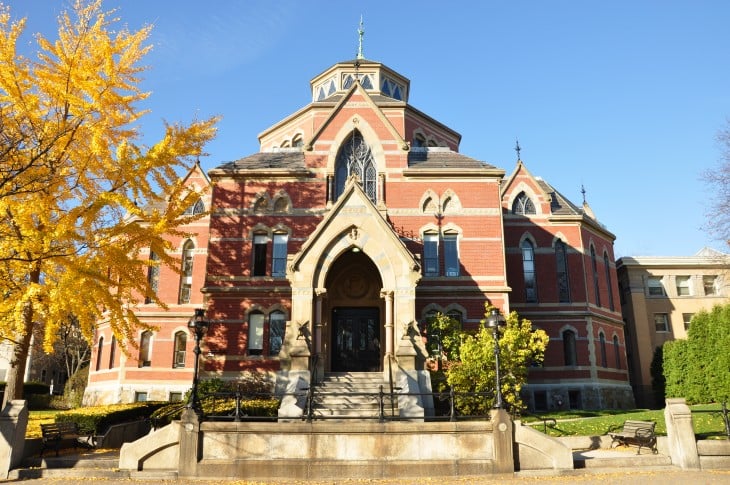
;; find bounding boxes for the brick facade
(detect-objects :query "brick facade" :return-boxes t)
[85,58,634,410]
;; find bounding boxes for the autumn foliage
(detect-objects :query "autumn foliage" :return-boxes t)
[0,0,217,405]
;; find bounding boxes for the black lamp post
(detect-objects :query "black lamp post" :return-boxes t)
[486,308,506,409]
[186,308,209,414]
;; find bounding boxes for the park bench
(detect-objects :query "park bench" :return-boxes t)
[40,422,92,457]
[608,419,657,454]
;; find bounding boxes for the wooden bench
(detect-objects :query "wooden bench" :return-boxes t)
[608,419,657,454]
[40,422,91,457]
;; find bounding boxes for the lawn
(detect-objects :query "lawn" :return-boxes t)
[521,403,728,439]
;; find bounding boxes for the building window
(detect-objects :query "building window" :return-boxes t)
[562,330,577,366]
[273,197,289,213]
[252,234,268,276]
[444,233,459,277]
[173,331,187,368]
[272,233,288,277]
[334,130,377,203]
[534,391,548,411]
[248,312,265,355]
[183,198,205,215]
[446,309,464,325]
[134,392,148,402]
[654,313,669,332]
[568,390,581,410]
[613,335,621,369]
[675,275,692,296]
[423,233,439,277]
[96,337,104,371]
[599,333,607,367]
[179,240,194,304]
[169,392,183,402]
[682,313,694,330]
[604,253,614,311]
[139,331,152,367]
[292,133,303,147]
[109,336,116,369]
[521,239,537,302]
[555,240,570,303]
[269,311,286,356]
[512,192,536,215]
[591,246,601,307]
[145,251,160,304]
[703,275,717,295]
[647,276,666,296]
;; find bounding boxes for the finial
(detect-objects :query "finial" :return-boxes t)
[357,16,364,60]
[514,139,522,161]
[581,184,587,204]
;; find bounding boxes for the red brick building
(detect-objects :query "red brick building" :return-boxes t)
[85,57,634,411]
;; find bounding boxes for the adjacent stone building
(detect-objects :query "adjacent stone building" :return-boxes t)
[617,247,729,408]
[85,56,634,410]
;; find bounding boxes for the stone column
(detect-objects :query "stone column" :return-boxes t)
[314,289,327,356]
[664,398,700,469]
[380,290,394,357]
[178,408,201,477]
[490,408,514,473]
[0,400,28,479]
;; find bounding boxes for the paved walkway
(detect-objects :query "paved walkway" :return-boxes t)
[4,470,730,484]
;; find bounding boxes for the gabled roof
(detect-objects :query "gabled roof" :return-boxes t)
[209,150,309,177]
[407,147,498,170]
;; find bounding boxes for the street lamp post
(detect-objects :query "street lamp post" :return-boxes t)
[486,308,507,409]
[186,308,209,414]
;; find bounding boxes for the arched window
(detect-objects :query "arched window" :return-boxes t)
[604,252,614,311]
[139,331,152,367]
[555,240,570,302]
[292,133,303,147]
[109,336,116,369]
[173,331,187,368]
[273,197,289,213]
[512,192,536,215]
[184,198,205,215]
[423,232,439,277]
[613,335,621,369]
[145,251,160,304]
[521,239,537,302]
[96,337,104,371]
[562,330,577,366]
[334,130,377,203]
[272,233,288,277]
[179,240,194,304]
[599,332,607,367]
[269,311,286,355]
[591,246,601,307]
[248,311,265,355]
[444,232,460,277]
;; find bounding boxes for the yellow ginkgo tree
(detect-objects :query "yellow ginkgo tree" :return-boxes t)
[0,0,218,406]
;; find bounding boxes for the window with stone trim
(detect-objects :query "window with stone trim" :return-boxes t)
[272,233,288,277]
[423,233,439,277]
[591,246,601,307]
[654,313,669,332]
[521,239,537,302]
[604,252,614,311]
[675,275,692,296]
[703,275,718,295]
[145,251,159,304]
[443,233,459,277]
[599,332,607,367]
[96,337,104,371]
[512,192,536,215]
[179,240,194,304]
[562,330,577,366]
[647,276,666,296]
[269,311,286,356]
[334,130,376,203]
[613,335,621,369]
[555,240,570,303]
[173,331,187,368]
[248,312,265,355]
[139,331,152,367]
[252,234,268,277]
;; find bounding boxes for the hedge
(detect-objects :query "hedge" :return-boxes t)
[55,401,168,435]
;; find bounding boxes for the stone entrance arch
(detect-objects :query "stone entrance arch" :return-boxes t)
[284,178,422,375]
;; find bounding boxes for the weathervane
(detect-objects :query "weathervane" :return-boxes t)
[357,16,364,60]
[514,139,521,161]
[581,184,587,204]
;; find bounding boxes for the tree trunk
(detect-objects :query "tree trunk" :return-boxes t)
[1,313,33,409]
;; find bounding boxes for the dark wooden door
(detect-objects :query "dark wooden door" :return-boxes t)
[331,307,380,372]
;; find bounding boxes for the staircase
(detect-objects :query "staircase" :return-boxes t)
[306,372,399,420]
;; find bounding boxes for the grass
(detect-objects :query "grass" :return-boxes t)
[521,403,728,439]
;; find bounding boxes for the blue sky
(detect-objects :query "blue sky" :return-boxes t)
[10,1,730,257]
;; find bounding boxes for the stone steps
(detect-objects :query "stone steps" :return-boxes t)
[307,372,398,419]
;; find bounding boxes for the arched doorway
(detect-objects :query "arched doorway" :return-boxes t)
[324,249,383,372]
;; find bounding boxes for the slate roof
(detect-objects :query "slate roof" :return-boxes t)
[407,148,497,170]
[213,151,307,173]
[533,179,581,216]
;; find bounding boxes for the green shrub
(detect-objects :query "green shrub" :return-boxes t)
[55,401,167,435]
[63,366,89,408]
